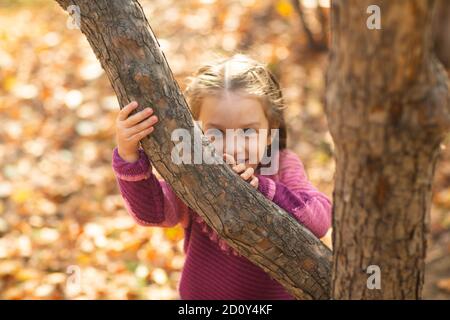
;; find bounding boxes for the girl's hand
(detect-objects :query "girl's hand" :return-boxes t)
[223,153,259,189]
[115,101,158,163]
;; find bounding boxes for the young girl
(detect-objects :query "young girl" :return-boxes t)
[111,54,332,300]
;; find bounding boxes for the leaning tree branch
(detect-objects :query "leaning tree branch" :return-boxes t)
[55,0,332,299]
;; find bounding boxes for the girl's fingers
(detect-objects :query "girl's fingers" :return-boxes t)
[240,167,254,180]
[249,176,258,188]
[223,153,236,166]
[223,154,257,186]
[127,126,154,141]
[124,107,154,128]
[118,101,138,121]
[127,115,158,136]
[232,163,246,174]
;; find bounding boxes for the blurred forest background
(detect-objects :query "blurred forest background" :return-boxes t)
[0,0,448,299]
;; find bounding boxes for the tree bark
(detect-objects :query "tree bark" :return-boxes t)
[55,0,332,299]
[326,0,449,299]
[433,0,450,68]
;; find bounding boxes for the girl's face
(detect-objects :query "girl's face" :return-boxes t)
[198,90,271,170]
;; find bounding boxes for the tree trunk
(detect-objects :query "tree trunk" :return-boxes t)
[326,0,449,299]
[433,0,450,68]
[55,0,332,299]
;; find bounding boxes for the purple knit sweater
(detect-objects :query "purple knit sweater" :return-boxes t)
[112,146,332,300]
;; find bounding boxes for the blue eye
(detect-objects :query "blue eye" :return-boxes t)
[206,127,224,134]
[242,128,258,134]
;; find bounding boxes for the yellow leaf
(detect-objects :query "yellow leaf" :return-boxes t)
[11,188,33,204]
[76,253,91,265]
[276,0,293,17]
[164,225,184,241]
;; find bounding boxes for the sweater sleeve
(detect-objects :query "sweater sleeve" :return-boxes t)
[257,149,332,238]
[111,146,189,228]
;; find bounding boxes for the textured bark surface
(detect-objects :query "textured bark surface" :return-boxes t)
[55,0,332,299]
[433,0,450,68]
[326,0,449,299]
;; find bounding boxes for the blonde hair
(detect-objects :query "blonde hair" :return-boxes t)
[183,53,287,149]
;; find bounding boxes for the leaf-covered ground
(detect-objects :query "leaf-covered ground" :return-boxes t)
[0,0,448,299]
